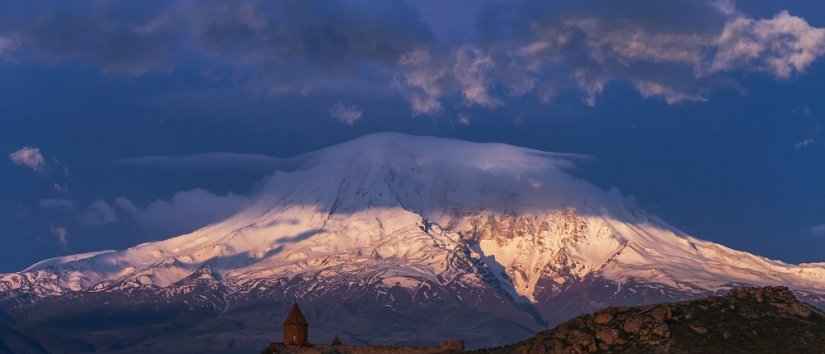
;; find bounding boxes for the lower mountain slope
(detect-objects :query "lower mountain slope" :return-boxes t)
[0,312,49,354]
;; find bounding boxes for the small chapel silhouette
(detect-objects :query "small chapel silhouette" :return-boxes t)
[261,303,464,353]
[283,303,309,346]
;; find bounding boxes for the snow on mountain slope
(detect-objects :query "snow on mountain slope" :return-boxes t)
[3,133,825,304]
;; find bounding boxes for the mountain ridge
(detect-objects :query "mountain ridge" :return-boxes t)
[1,133,825,352]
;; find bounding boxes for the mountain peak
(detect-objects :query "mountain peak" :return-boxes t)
[2,134,825,331]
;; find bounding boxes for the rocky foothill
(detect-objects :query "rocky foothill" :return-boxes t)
[475,286,825,354]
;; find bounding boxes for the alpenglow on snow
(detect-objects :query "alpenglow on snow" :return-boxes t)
[3,133,825,316]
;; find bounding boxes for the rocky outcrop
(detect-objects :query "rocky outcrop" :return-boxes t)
[477,286,825,354]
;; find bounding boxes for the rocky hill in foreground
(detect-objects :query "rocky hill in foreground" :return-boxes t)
[475,287,825,354]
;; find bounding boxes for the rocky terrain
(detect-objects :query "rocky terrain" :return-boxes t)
[476,286,825,354]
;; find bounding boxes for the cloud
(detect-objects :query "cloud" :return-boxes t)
[394,1,825,113]
[634,81,707,104]
[0,0,433,90]
[458,113,471,126]
[51,226,69,249]
[329,102,364,126]
[712,11,825,78]
[79,200,119,226]
[396,48,449,115]
[116,152,290,172]
[389,0,739,110]
[115,189,249,235]
[39,198,75,210]
[453,46,499,108]
[9,146,47,172]
[0,1,180,75]
[0,0,823,115]
[0,35,16,56]
[73,189,248,236]
[794,138,816,150]
[810,224,825,238]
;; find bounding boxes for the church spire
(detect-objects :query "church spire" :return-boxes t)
[283,303,309,346]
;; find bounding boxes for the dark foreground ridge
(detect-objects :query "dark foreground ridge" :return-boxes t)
[473,286,825,354]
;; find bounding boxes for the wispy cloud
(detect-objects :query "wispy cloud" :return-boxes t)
[810,224,825,238]
[0,35,16,56]
[330,102,364,126]
[79,200,119,226]
[116,152,287,171]
[39,198,75,210]
[51,226,69,249]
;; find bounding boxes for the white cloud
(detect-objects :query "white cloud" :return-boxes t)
[329,102,363,126]
[634,81,707,104]
[713,11,825,78]
[116,189,249,235]
[397,48,448,115]
[711,0,737,17]
[453,47,499,108]
[9,147,46,172]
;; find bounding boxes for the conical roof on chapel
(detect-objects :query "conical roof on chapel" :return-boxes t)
[283,303,308,326]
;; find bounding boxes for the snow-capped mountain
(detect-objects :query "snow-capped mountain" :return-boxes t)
[2,133,825,353]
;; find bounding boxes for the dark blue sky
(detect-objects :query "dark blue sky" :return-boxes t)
[1,0,825,272]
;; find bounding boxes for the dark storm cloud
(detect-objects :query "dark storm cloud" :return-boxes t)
[0,0,433,92]
[0,0,181,74]
[190,0,431,67]
[182,0,434,94]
